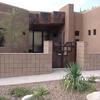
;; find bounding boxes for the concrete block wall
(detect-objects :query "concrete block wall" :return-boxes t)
[85,54,100,70]
[44,41,52,54]
[77,41,100,70]
[0,41,52,78]
[77,41,86,70]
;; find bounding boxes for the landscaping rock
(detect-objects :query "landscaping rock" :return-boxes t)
[21,94,33,100]
[86,91,100,100]
[95,79,100,82]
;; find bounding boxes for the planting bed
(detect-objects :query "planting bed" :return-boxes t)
[0,80,100,100]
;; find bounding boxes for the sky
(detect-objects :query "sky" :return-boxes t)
[0,0,100,12]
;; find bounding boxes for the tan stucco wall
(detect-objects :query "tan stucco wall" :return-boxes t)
[82,7,100,54]
[60,4,100,70]
[0,3,31,53]
[0,3,100,54]
[60,4,74,43]
[60,4,100,54]
[60,4,83,43]
[0,3,100,72]
[74,12,83,40]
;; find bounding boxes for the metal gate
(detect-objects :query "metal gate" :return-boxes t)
[52,41,76,68]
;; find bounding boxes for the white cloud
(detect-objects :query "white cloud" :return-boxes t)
[0,0,87,11]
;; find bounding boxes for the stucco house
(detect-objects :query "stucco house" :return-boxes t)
[0,2,100,78]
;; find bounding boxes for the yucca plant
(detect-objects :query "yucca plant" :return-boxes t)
[62,63,96,92]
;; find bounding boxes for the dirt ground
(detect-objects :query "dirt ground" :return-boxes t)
[0,80,100,100]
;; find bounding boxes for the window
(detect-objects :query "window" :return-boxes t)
[93,29,96,35]
[0,28,5,47]
[22,32,26,35]
[44,32,50,40]
[33,31,43,53]
[75,31,79,36]
[88,30,91,35]
[75,39,79,41]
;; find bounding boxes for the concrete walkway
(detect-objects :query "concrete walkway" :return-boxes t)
[0,68,100,86]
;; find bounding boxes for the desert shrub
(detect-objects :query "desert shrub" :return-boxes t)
[62,63,96,92]
[31,86,49,100]
[0,96,9,100]
[88,76,96,83]
[9,87,32,97]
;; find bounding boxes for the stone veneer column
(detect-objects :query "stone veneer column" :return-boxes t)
[76,41,87,70]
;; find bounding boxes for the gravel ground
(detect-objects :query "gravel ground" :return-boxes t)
[0,80,100,100]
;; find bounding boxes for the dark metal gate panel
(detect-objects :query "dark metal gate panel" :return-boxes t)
[63,42,76,67]
[52,41,76,68]
[53,43,62,68]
